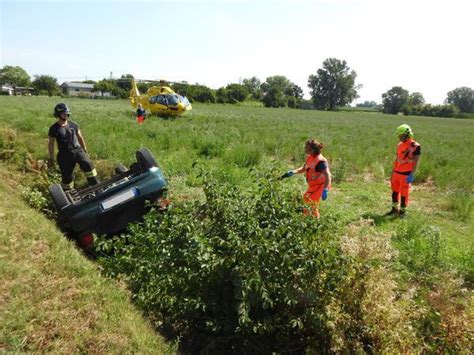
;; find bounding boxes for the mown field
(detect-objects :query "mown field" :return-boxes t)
[0,96,473,352]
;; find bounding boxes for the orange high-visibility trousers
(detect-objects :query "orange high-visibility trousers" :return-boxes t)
[303,184,325,218]
[391,172,410,206]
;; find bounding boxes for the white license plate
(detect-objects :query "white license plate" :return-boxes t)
[100,188,139,211]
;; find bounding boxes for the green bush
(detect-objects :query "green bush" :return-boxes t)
[21,186,49,212]
[97,172,348,353]
[403,104,459,118]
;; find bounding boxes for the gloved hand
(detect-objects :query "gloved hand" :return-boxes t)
[322,188,329,201]
[406,173,415,183]
[279,170,295,180]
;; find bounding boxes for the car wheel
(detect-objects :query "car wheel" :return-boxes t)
[49,184,69,211]
[136,148,157,171]
[114,163,128,175]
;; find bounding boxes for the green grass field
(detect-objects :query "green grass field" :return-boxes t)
[1,96,472,260]
[0,96,472,352]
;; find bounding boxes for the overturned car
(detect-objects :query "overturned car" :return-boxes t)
[49,148,168,247]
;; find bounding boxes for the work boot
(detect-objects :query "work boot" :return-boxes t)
[385,207,399,217]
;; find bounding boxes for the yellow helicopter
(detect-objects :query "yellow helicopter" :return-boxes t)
[129,79,192,116]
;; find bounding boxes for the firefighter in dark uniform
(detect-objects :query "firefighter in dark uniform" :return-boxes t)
[48,103,99,189]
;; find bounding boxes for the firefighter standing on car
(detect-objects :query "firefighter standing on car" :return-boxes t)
[48,103,99,189]
[386,124,421,218]
[283,139,331,218]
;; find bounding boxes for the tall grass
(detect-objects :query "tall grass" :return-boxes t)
[0,96,473,191]
[447,190,473,222]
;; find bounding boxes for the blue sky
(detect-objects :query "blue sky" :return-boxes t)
[1,0,473,104]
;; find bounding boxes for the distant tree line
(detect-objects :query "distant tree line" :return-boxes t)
[0,65,61,96]
[382,86,474,118]
[1,64,473,117]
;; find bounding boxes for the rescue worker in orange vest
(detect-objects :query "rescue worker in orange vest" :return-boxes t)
[282,139,331,218]
[136,104,146,124]
[386,124,421,218]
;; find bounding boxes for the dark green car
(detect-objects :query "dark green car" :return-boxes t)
[49,148,168,246]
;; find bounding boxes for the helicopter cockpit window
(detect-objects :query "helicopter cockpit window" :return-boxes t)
[156,95,168,105]
[179,95,190,106]
[167,95,179,106]
[149,95,166,105]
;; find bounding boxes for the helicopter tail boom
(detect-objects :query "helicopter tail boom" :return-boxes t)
[129,79,142,108]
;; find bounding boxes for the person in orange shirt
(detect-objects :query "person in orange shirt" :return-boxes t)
[282,139,331,218]
[386,124,421,218]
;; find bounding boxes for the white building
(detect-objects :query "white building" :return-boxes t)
[1,84,14,95]
[60,82,112,97]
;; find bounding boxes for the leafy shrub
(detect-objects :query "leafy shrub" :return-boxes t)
[97,172,348,353]
[21,167,60,218]
[21,186,50,212]
[93,170,473,353]
[195,87,216,103]
[225,84,249,103]
[403,104,459,118]
[286,96,299,108]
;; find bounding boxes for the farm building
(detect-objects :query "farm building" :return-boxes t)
[60,82,112,97]
[1,84,34,96]
[1,84,14,95]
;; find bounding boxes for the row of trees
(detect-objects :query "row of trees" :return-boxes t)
[2,64,473,115]
[0,60,358,109]
[382,86,474,117]
[106,75,305,107]
[0,65,61,96]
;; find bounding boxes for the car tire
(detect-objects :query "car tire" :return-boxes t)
[136,148,157,171]
[114,163,128,175]
[49,184,69,211]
